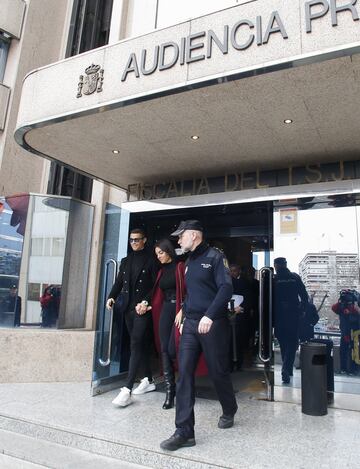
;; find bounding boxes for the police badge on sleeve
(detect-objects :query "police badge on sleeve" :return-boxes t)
[223,257,230,271]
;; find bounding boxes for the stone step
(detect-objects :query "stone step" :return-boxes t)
[0,428,150,469]
[0,416,223,469]
[0,453,45,469]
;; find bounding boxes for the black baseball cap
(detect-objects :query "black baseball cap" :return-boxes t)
[171,220,204,237]
[274,257,287,266]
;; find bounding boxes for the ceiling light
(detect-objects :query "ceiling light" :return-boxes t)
[112,149,120,154]
[191,135,199,140]
[284,119,293,124]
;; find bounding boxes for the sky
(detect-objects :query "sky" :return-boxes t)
[271,206,360,274]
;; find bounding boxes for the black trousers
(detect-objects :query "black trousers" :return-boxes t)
[277,331,298,376]
[175,317,238,438]
[159,300,176,358]
[124,309,153,390]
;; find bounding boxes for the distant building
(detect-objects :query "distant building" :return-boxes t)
[299,251,360,323]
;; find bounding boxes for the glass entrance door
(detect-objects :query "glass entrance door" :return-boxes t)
[272,194,360,407]
[92,204,130,395]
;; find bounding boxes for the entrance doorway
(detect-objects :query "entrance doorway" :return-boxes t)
[92,192,360,410]
[130,201,274,401]
[92,200,274,400]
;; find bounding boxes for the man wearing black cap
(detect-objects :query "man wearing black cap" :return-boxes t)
[273,257,309,384]
[160,220,237,451]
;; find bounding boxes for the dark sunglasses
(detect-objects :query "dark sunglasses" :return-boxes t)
[129,237,144,243]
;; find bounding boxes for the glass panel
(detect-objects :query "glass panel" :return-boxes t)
[0,195,29,328]
[0,33,10,82]
[56,198,94,328]
[26,197,70,327]
[0,195,94,329]
[92,204,130,390]
[272,195,360,396]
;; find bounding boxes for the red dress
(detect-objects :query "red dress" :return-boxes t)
[151,261,207,376]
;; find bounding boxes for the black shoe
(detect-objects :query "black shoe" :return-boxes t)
[282,372,290,384]
[218,414,234,429]
[160,433,196,451]
[162,390,175,410]
[162,354,175,410]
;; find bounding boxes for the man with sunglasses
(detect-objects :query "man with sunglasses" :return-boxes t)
[107,228,158,407]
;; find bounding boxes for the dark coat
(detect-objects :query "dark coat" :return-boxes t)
[151,261,208,376]
[108,250,158,313]
[273,268,309,338]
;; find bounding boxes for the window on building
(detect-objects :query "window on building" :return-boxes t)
[31,237,66,256]
[52,238,65,257]
[48,0,113,202]
[66,0,113,58]
[0,33,10,82]
[28,283,41,301]
[31,238,43,256]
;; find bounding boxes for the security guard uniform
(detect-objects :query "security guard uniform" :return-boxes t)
[175,241,238,439]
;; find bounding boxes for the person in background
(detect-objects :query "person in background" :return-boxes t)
[229,264,251,370]
[332,289,360,375]
[1,284,21,327]
[40,285,60,328]
[273,257,308,384]
[245,266,260,361]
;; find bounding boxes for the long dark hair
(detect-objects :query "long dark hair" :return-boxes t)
[154,238,176,261]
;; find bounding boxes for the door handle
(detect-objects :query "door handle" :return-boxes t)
[259,266,273,363]
[99,259,117,367]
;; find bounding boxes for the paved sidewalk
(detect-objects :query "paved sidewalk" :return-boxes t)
[0,382,359,468]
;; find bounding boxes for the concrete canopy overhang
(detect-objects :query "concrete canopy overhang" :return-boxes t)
[15,0,360,191]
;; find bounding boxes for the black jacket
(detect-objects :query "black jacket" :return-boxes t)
[273,268,308,334]
[108,250,158,313]
[183,242,233,321]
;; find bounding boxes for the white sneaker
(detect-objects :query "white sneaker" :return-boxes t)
[132,377,156,395]
[112,387,132,407]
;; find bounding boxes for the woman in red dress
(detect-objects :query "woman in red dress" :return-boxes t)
[152,239,185,409]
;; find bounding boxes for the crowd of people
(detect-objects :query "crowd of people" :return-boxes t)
[0,218,352,450]
[104,219,334,451]
[106,220,237,450]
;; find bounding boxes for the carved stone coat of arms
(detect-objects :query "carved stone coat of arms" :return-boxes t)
[77,63,104,98]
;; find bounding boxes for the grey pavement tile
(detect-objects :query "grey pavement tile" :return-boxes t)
[0,382,358,469]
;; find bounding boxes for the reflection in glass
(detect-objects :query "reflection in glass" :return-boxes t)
[0,194,93,329]
[0,195,28,328]
[40,285,61,328]
[26,196,69,326]
[273,197,360,396]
